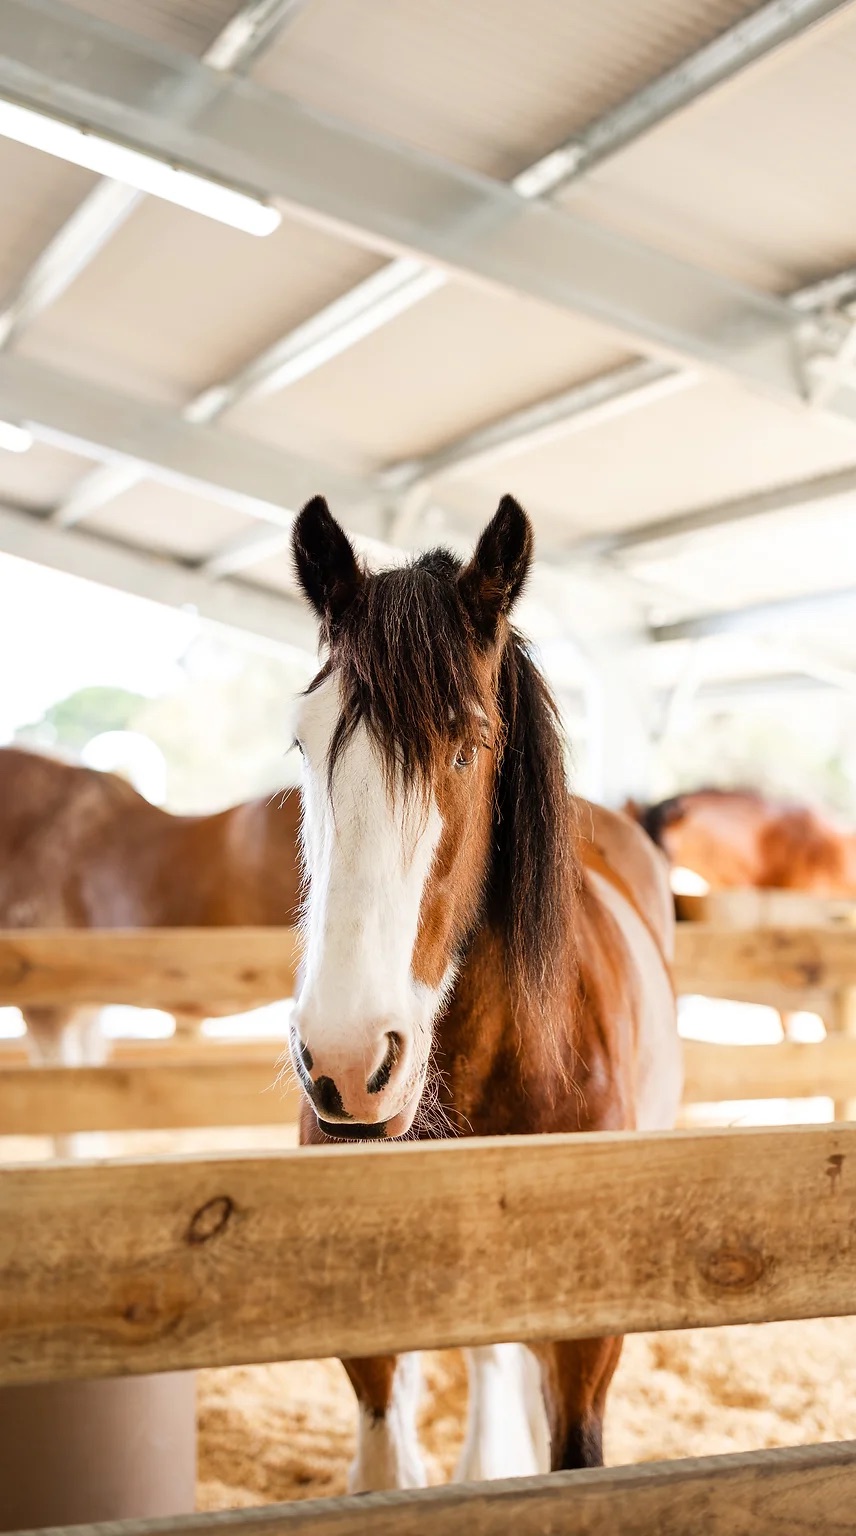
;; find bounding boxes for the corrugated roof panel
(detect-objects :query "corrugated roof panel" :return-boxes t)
[626,494,856,620]
[439,376,856,544]
[562,7,856,290]
[84,482,256,560]
[20,201,383,404]
[228,280,630,466]
[0,141,98,309]
[71,0,241,54]
[0,442,99,510]
[254,0,761,178]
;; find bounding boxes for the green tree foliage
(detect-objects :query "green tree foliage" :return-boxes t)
[15,685,147,752]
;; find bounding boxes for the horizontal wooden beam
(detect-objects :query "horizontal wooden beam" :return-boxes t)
[0,1059,300,1136]
[4,1035,852,1136]
[682,1036,856,1102]
[65,1441,856,1536]
[0,924,853,1012]
[1,1124,854,1386]
[0,928,300,1010]
[673,924,856,1000]
[0,1036,284,1067]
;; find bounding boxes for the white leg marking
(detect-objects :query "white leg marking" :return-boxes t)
[455,1344,550,1483]
[349,1353,427,1493]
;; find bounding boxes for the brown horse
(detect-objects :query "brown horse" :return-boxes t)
[636,788,856,895]
[0,746,301,1064]
[289,493,681,1488]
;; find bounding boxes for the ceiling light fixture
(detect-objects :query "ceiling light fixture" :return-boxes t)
[0,98,281,236]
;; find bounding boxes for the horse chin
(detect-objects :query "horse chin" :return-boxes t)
[316,1087,422,1143]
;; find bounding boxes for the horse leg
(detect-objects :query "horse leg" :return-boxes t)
[533,1336,624,1470]
[342,1353,426,1492]
[23,1005,109,1158]
[455,1345,550,1482]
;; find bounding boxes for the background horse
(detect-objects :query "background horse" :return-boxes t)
[0,747,301,1065]
[634,787,856,895]
[289,492,681,1488]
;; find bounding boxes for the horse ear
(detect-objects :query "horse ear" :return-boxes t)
[458,494,534,640]
[292,495,362,627]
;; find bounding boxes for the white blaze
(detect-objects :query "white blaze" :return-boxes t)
[293,676,445,1061]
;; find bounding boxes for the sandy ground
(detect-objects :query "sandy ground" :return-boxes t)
[197,1318,856,1509]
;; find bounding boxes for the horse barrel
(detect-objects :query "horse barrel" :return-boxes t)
[0,1373,196,1528]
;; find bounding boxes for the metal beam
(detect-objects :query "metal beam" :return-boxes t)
[0,3,811,405]
[521,0,854,193]
[579,465,856,560]
[144,0,856,420]
[388,266,856,516]
[0,503,317,653]
[653,585,856,642]
[0,353,368,531]
[0,0,309,348]
[43,0,856,537]
[386,361,689,509]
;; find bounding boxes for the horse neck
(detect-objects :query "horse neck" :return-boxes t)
[149,794,302,925]
[431,912,580,1136]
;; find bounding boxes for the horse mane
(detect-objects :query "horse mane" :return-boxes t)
[319,550,579,1021]
[489,628,578,1018]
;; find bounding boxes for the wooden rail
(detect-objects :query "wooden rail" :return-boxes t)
[62,1441,856,1536]
[683,1036,856,1103]
[0,922,851,1001]
[673,924,856,1000]
[0,927,300,1009]
[2,1038,855,1135]
[1,1123,854,1387]
[0,1059,301,1135]
[0,923,852,1008]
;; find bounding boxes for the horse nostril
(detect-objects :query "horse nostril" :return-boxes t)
[366,1031,402,1095]
[296,1038,313,1075]
[312,1075,351,1120]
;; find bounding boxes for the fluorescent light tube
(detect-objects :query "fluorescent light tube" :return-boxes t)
[0,420,32,453]
[0,98,281,237]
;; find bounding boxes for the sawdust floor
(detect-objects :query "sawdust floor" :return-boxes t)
[198,1317,856,1509]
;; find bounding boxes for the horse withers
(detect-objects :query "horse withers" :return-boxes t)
[289,493,682,1488]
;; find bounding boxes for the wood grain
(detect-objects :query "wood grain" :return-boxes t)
[44,1441,856,1536]
[682,1036,856,1103]
[673,925,856,1000]
[0,1059,300,1135]
[1,1124,855,1386]
[0,928,300,1010]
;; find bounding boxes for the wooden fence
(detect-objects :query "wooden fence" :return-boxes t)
[58,1441,856,1536]
[3,924,856,1133]
[1,1124,855,1532]
[3,925,856,1532]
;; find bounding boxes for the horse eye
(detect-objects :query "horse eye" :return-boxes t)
[292,738,304,756]
[454,742,479,770]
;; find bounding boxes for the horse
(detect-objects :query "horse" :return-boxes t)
[287,492,682,1489]
[0,746,302,1066]
[634,788,856,896]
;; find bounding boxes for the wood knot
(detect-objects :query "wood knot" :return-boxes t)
[827,1153,845,1192]
[698,1243,766,1292]
[187,1195,234,1245]
[123,1298,156,1326]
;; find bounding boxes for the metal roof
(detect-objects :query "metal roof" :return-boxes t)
[0,0,855,701]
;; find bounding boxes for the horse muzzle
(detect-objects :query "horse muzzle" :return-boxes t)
[290,1022,423,1137]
